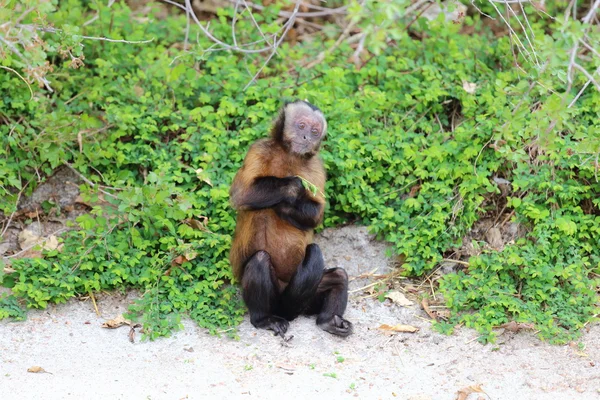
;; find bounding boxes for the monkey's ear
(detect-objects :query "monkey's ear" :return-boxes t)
[271,105,286,141]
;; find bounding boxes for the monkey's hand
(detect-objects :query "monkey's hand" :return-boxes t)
[275,197,322,231]
[282,176,306,204]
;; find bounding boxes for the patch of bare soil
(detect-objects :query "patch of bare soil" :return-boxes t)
[1,226,598,400]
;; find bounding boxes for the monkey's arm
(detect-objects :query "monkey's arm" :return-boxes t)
[275,195,324,231]
[231,176,304,211]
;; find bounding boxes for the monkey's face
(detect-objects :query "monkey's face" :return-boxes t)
[283,102,327,157]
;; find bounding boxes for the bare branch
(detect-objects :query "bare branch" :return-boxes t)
[243,0,302,90]
[580,38,600,59]
[0,65,33,99]
[79,35,155,43]
[486,0,535,65]
[84,0,116,26]
[0,178,32,240]
[573,63,600,91]
[5,227,70,259]
[231,0,240,48]
[567,40,580,90]
[568,66,600,108]
[160,0,186,11]
[582,0,600,24]
[0,35,53,92]
[351,32,367,67]
[505,1,540,66]
[16,24,155,44]
[182,0,276,54]
[227,0,348,18]
[305,19,358,69]
[63,162,118,199]
[405,0,431,15]
[242,0,269,45]
[564,0,577,24]
[184,0,191,50]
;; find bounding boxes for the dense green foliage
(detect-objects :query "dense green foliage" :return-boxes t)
[1,0,598,342]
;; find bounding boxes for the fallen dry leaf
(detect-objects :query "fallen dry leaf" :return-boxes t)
[172,255,185,265]
[128,323,142,343]
[462,81,477,94]
[3,266,16,274]
[421,298,437,321]
[185,217,211,233]
[499,321,535,333]
[17,229,62,254]
[195,168,213,187]
[24,209,40,219]
[386,291,413,307]
[485,227,504,250]
[42,235,60,251]
[456,384,485,400]
[276,364,296,372]
[101,314,131,329]
[379,324,419,333]
[408,184,421,198]
[27,366,50,374]
[18,229,41,250]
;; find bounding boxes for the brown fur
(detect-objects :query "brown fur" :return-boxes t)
[229,139,326,287]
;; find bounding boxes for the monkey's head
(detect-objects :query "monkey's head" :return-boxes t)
[272,100,327,157]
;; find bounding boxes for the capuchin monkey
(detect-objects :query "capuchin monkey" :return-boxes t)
[229,100,353,338]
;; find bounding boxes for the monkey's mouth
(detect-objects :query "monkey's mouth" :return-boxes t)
[291,141,315,155]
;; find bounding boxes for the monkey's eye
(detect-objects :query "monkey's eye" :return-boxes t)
[311,127,319,135]
[298,122,306,130]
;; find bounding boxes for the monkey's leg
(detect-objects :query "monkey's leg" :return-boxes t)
[241,251,289,337]
[278,244,324,321]
[305,268,353,337]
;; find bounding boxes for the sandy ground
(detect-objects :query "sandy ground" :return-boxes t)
[1,226,599,400]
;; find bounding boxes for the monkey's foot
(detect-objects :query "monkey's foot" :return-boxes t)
[318,315,353,337]
[253,316,290,337]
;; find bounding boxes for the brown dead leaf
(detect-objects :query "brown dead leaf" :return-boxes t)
[101,314,131,329]
[128,323,142,343]
[421,298,450,322]
[386,291,413,307]
[172,255,185,265]
[24,209,40,219]
[421,298,437,321]
[27,366,51,374]
[185,217,211,233]
[408,184,421,198]
[379,324,419,333]
[499,321,535,333]
[456,384,485,400]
